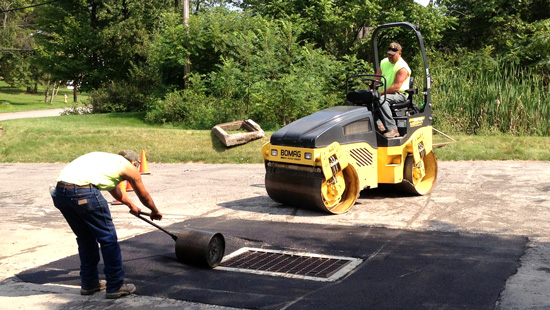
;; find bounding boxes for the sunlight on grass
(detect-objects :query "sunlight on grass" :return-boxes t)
[434,135,550,161]
[0,112,548,163]
[0,81,89,113]
[0,113,268,163]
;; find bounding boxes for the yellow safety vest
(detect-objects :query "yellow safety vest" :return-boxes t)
[380,57,411,92]
[57,152,132,191]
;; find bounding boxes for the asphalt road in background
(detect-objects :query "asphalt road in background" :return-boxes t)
[0,108,64,121]
[0,161,549,309]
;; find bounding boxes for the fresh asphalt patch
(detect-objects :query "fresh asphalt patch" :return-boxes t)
[18,217,527,309]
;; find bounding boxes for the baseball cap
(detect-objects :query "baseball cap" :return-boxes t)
[388,42,402,55]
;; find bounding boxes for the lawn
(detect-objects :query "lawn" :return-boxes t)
[0,112,549,163]
[0,112,269,163]
[1,83,549,163]
[0,81,89,113]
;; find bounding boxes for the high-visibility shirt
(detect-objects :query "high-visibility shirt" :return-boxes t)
[380,57,411,92]
[57,152,132,191]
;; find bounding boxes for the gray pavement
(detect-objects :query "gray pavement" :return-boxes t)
[0,108,65,121]
[0,161,549,309]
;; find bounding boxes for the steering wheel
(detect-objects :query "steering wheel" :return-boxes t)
[361,78,387,107]
[362,78,385,90]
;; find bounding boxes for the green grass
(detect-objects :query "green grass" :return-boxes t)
[0,81,89,113]
[433,133,550,161]
[0,112,269,163]
[0,112,548,163]
[432,64,550,136]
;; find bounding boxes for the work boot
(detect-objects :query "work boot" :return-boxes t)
[383,130,400,138]
[80,280,107,295]
[106,283,136,299]
[376,120,386,132]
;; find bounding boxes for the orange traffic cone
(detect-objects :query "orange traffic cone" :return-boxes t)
[126,180,134,192]
[112,182,126,205]
[139,150,150,175]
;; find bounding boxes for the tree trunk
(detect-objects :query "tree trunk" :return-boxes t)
[54,82,60,97]
[49,81,56,104]
[182,0,190,89]
[2,3,11,29]
[73,87,78,103]
[91,1,98,67]
[122,0,129,19]
[45,80,50,103]
[90,1,97,29]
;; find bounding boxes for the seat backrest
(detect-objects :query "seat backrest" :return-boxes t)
[390,77,418,116]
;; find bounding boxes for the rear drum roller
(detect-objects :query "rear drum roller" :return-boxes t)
[403,151,438,195]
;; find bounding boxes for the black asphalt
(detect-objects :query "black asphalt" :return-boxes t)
[18,218,527,309]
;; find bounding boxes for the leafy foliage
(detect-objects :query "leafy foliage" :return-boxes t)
[1,0,549,136]
[0,0,37,88]
[88,81,147,113]
[146,10,354,129]
[438,0,550,71]
[432,59,550,136]
[32,0,171,91]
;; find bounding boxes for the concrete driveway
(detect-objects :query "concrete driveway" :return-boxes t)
[0,161,549,309]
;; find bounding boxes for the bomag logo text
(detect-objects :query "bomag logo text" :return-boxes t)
[281,149,301,158]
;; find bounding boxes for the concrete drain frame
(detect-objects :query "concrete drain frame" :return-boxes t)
[211,119,265,147]
[217,247,363,282]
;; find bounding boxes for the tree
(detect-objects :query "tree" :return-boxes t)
[235,0,452,60]
[437,0,550,53]
[32,0,172,94]
[147,9,356,128]
[0,0,37,89]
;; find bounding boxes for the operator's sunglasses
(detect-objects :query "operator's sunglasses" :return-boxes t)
[388,48,399,52]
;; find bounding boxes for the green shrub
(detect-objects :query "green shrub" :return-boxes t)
[145,73,223,129]
[87,81,147,113]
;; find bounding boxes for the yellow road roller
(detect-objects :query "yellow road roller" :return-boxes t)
[261,22,437,214]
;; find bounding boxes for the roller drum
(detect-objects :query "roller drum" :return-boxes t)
[266,165,326,212]
[175,229,225,268]
[265,164,359,214]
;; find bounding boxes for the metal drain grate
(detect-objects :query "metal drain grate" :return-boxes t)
[217,247,363,282]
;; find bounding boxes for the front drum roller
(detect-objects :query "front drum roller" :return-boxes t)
[403,151,438,195]
[134,212,225,268]
[265,164,360,214]
[175,229,225,268]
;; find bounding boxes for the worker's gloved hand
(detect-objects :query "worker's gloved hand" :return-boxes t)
[150,210,163,221]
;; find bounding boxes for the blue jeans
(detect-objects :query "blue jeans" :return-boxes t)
[52,184,124,293]
[377,92,407,131]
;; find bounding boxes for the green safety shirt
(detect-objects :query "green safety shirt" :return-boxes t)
[57,152,132,191]
[380,57,411,92]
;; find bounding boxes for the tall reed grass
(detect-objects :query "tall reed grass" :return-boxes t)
[431,64,549,136]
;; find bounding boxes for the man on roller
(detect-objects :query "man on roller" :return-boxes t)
[51,150,162,299]
[375,42,411,138]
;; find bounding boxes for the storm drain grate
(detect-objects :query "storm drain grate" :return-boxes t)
[217,247,363,282]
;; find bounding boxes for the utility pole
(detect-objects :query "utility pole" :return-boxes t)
[182,0,190,88]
